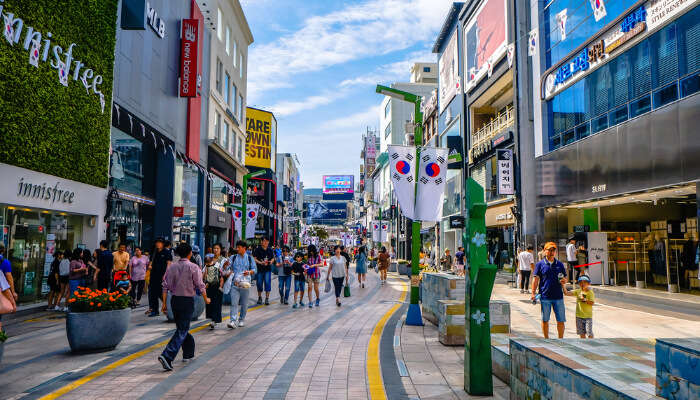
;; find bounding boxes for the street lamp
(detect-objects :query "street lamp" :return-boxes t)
[376,84,423,326]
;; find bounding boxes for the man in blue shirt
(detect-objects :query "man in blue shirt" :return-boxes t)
[531,242,568,338]
[0,245,16,302]
[227,240,256,329]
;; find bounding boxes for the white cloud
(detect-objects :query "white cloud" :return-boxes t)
[324,105,380,130]
[247,0,452,102]
[268,90,343,117]
[339,49,435,88]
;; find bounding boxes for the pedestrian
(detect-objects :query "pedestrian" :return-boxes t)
[340,246,351,269]
[354,246,367,288]
[191,245,203,268]
[565,275,595,339]
[158,242,210,371]
[377,246,390,285]
[531,242,568,338]
[291,252,307,308]
[566,237,578,283]
[113,243,130,273]
[454,247,465,276]
[128,246,148,306]
[46,251,62,310]
[82,249,96,288]
[147,237,172,317]
[114,270,132,296]
[277,246,293,305]
[253,237,274,305]
[205,243,228,329]
[68,248,87,295]
[440,249,453,272]
[55,250,71,311]
[305,244,323,308]
[0,245,17,304]
[518,245,535,294]
[94,240,114,291]
[226,240,256,329]
[326,245,348,307]
[0,270,17,331]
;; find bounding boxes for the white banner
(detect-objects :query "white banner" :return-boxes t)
[371,221,380,242]
[388,145,416,220]
[415,147,449,222]
[528,28,538,56]
[590,0,606,22]
[556,9,568,41]
[380,222,389,242]
[497,149,514,195]
[245,204,259,239]
[233,204,243,239]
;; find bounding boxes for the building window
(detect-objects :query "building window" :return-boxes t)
[240,54,244,79]
[217,8,223,41]
[226,26,231,54]
[423,67,431,72]
[653,82,678,109]
[232,84,238,114]
[239,95,244,121]
[237,136,243,161]
[384,102,391,117]
[224,72,230,105]
[609,105,628,125]
[629,94,652,117]
[223,121,229,149]
[216,59,223,94]
[384,124,391,138]
[215,112,221,142]
[233,41,238,67]
[231,131,236,156]
[681,71,700,98]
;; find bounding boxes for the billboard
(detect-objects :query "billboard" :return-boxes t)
[246,107,277,170]
[464,0,507,90]
[438,30,460,113]
[305,202,347,225]
[322,175,354,194]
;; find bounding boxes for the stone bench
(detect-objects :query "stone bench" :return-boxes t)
[421,272,465,325]
[436,299,511,346]
[656,338,700,399]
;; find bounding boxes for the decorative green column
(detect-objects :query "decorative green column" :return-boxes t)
[464,178,497,395]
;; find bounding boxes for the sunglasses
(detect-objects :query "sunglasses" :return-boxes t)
[545,247,556,251]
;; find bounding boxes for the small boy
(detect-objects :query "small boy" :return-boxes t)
[291,252,307,309]
[566,274,595,338]
[114,270,133,307]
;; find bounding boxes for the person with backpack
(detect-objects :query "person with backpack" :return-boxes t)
[226,240,256,329]
[205,244,229,329]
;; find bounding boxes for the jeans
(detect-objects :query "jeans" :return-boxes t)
[69,279,82,294]
[256,270,271,293]
[332,277,344,298]
[278,275,291,301]
[540,298,566,323]
[294,277,306,293]
[148,279,163,314]
[230,285,250,322]
[161,296,195,362]
[130,280,145,302]
[519,270,531,290]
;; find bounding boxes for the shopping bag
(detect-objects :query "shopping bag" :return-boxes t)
[324,279,331,293]
[343,285,351,297]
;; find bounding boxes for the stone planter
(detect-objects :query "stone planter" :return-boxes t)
[66,308,130,352]
[398,263,411,276]
[166,292,205,321]
[389,261,398,272]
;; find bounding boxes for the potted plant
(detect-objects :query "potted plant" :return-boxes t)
[0,330,7,363]
[66,287,131,352]
[397,259,411,276]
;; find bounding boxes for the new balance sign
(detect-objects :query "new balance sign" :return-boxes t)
[179,19,199,97]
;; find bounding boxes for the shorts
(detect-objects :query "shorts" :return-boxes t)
[540,298,566,323]
[59,275,69,285]
[308,277,320,284]
[255,270,271,292]
[576,317,593,336]
[294,278,306,293]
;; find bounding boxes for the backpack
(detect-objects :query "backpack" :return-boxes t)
[204,262,220,285]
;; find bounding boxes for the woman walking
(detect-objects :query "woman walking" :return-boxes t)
[305,245,323,308]
[68,248,88,295]
[205,243,228,329]
[55,250,71,311]
[377,247,390,285]
[326,246,348,307]
[46,251,62,310]
[354,246,368,288]
[81,249,96,288]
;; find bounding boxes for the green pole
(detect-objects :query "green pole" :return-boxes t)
[406,98,423,325]
[240,169,266,241]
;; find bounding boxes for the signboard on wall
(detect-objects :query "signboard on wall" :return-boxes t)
[365,134,376,158]
[438,30,460,113]
[496,149,514,195]
[246,108,277,170]
[322,175,354,200]
[179,18,199,97]
[464,0,508,90]
[587,232,609,285]
[305,202,347,225]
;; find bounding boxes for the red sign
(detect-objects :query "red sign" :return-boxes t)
[283,233,288,244]
[173,207,184,217]
[179,19,199,97]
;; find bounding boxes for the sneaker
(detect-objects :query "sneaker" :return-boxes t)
[148,312,159,317]
[362,283,365,288]
[209,321,216,330]
[309,303,313,308]
[520,289,524,293]
[336,301,341,307]
[265,299,270,306]
[292,303,298,309]
[227,321,237,329]
[182,357,193,363]
[54,305,61,311]
[257,297,262,305]
[62,307,69,312]
[526,290,530,294]
[315,298,320,307]
[299,301,305,307]
[238,320,245,327]
[158,355,173,371]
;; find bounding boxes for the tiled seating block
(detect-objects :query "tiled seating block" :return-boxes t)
[436,300,512,346]
[656,338,700,400]
[421,272,465,325]
[492,333,511,385]
[510,338,659,400]
[490,299,511,334]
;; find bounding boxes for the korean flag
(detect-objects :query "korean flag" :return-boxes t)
[381,223,389,242]
[590,0,607,22]
[415,146,449,222]
[232,204,243,239]
[388,145,416,220]
[371,221,381,242]
[245,204,260,239]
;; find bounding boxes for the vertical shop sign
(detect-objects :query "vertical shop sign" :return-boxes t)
[179,19,199,97]
[496,149,514,195]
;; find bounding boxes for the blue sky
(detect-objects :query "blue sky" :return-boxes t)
[240,0,455,188]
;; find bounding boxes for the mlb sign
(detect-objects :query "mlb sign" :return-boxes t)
[497,149,514,195]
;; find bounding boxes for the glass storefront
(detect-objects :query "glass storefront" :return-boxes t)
[173,159,200,245]
[0,206,85,303]
[206,174,232,248]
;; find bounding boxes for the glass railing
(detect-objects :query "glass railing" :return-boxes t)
[469,105,514,161]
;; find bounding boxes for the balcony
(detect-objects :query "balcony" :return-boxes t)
[470,104,514,162]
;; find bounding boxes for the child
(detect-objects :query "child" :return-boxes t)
[304,260,318,308]
[114,270,133,307]
[291,252,307,309]
[566,275,595,338]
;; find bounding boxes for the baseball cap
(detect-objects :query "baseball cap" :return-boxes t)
[578,275,591,283]
[544,242,557,250]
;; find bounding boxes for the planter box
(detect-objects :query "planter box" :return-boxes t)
[398,263,411,276]
[389,262,397,272]
[166,292,205,321]
[66,308,130,352]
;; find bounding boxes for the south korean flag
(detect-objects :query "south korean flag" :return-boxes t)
[371,221,381,242]
[415,146,449,222]
[380,223,389,242]
[245,204,259,239]
[232,205,243,239]
[388,145,417,220]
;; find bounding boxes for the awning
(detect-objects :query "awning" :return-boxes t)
[485,200,515,227]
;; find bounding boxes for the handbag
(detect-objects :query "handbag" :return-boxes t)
[324,279,331,293]
[0,291,15,315]
[343,285,351,298]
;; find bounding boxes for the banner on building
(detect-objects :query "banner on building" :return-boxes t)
[528,29,538,56]
[556,9,568,41]
[496,149,514,195]
[365,134,376,159]
[415,147,449,221]
[438,30,460,113]
[388,145,417,219]
[245,204,259,239]
[591,0,607,22]
[381,222,389,242]
[245,108,276,170]
[179,19,199,97]
[464,0,507,90]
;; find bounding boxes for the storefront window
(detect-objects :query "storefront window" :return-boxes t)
[109,128,155,197]
[173,160,200,245]
[210,175,228,213]
[441,122,461,217]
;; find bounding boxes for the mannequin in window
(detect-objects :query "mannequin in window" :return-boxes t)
[681,232,698,289]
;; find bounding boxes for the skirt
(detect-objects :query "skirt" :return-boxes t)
[355,263,367,274]
[205,284,223,323]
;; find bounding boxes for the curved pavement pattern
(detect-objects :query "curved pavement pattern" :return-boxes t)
[1,271,418,400]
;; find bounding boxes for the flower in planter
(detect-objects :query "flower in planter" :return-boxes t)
[69,287,130,312]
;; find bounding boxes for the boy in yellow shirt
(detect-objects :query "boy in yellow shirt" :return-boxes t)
[566,275,595,338]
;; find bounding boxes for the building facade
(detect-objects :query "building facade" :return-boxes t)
[531,0,700,291]
[276,153,303,247]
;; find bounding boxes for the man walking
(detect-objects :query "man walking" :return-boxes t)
[518,245,535,294]
[148,238,172,317]
[228,241,256,328]
[95,240,114,290]
[158,242,209,371]
[253,237,274,305]
[566,238,578,282]
[113,243,130,273]
[531,242,568,338]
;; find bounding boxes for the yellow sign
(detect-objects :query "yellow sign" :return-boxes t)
[245,107,276,170]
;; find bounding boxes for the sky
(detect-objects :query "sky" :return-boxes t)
[240,0,456,189]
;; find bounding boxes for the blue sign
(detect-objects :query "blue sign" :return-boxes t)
[554,49,590,86]
[621,6,646,33]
